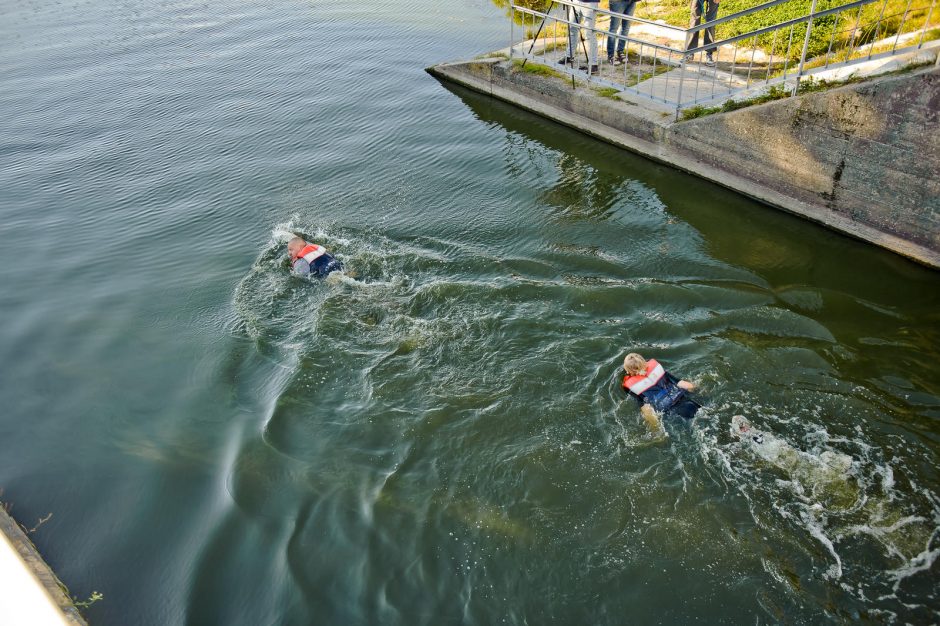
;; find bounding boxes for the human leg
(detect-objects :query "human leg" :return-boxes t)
[668,398,701,419]
[581,3,598,67]
[607,0,626,60]
[617,0,637,55]
[687,0,705,52]
[704,0,719,59]
[567,4,580,60]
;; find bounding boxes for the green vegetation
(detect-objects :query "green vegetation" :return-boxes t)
[73,591,104,610]
[680,59,932,120]
[492,0,566,27]
[512,58,565,78]
[491,0,940,81]
[680,103,723,119]
[723,0,936,61]
[594,86,623,98]
[795,25,939,70]
[496,0,938,64]
[680,80,840,119]
[647,0,937,61]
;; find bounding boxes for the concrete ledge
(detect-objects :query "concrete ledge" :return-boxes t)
[0,507,87,626]
[427,59,940,269]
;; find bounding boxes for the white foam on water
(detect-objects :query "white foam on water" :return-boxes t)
[692,396,940,621]
[801,506,844,579]
[272,227,298,243]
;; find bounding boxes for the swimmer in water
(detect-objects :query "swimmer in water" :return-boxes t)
[730,415,858,509]
[286,237,343,278]
[621,352,701,434]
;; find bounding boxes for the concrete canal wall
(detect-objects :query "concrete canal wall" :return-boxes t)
[427,59,940,268]
[0,507,87,625]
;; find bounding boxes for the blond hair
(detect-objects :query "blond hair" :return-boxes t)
[623,353,647,376]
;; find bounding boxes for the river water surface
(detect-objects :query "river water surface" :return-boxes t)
[1,0,938,624]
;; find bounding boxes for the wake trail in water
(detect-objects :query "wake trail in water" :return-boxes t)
[693,397,939,622]
[228,219,939,624]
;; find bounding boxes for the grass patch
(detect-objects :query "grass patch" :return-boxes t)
[629,0,937,64]
[512,59,565,79]
[492,0,938,78]
[680,82,824,119]
[796,26,940,71]
[681,83,792,119]
[679,59,933,120]
[680,104,723,119]
[594,86,623,98]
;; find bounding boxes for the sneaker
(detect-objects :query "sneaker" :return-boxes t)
[607,56,615,65]
[615,52,626,65]
[579,64,600,75]
[704,53,716,66]
[682,53,694,63]
[557,56,574,65]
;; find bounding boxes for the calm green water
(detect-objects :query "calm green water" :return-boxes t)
[1,1,938,624]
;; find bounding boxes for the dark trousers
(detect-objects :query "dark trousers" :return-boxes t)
[667,398,701,419]
[312,256,343,277]
[687,0,719,53]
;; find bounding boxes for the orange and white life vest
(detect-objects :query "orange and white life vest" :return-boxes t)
[294,243,326,264]
[622,359,666,394]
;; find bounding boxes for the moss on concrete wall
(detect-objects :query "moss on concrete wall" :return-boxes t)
[428,59,940,267]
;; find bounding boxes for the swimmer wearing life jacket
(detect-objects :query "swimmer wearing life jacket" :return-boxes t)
[286,237,343,278]
[622,352,701,433]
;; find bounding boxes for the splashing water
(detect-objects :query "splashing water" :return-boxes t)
[227,219,940,624]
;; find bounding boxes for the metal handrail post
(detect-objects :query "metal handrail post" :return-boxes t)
[510,0,515,60]
[523,0,560,67]
[675,54,687,121]
[793,0,818,96]
[917,0,937,48]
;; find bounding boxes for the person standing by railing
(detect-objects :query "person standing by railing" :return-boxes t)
[606,0,637,66]
[557,0,600,74]
[685,0,719,66]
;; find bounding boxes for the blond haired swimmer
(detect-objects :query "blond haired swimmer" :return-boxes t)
[622,352,701,433]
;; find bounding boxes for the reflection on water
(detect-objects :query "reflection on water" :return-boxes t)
[1,0,938,624]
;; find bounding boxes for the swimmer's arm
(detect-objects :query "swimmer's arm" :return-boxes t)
[678,379,695,391]
[292,258,311,276]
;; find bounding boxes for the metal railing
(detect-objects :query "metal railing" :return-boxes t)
[508,0,940,118]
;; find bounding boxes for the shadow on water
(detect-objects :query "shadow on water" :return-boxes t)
[442,78,940,421]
